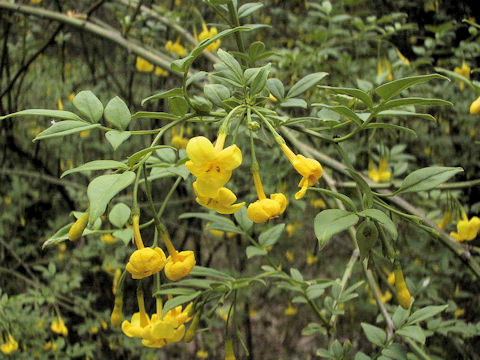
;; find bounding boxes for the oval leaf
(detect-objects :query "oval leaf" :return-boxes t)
[314,209,359,250]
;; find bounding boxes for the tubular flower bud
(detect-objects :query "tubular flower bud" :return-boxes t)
[450,211,480,242]
[110,297,124,327]
[184,312,201,343]
[186,136,242,197]
[164,251,196,281]
[1,335,18,355]
[224,339,237,360]
[470,96,480,115]
[394,267,411,309]
[50,317,68,336]
[126,247,167,279]
[68,212,89,241]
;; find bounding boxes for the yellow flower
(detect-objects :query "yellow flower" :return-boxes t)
[310,198,326,208]
[454,308,465,318]
[395,49,410,65]
[450,211,480,242]
[126,247,166,279]
[368,158,391,183]
[172,135,189,149]
[279,141,323,199]
[197,350,209,359]
[394,267,411,309]
[68,93,75,102]
[122,312,150,339]
[110,297,124,327]
[155,66,169,77]
[225,339,237,360]
[1,335,18,355]
[136,57,154,72]
[100,319,108,330]
[387,271,395,285]
[57,98,64,111]
[165,37,187,57]
[112,268,122,295]
[43,341,58,351]
[247,171,287,223]
[454,62,470,91]
[193,182,245,214]
[437,211,452,230]
[470,96,480,115]
[89,326,99,334]
[79,129,91,138]
[368,290,392,305]
[208,223,236,238]
[377,58,393,81]
[285,250,295,263]
[269,93,278,102]
[306,251,317,265]
[100,234,118,244]
[195,23,221,52]
[284,302,298,316]
[51,317,68,336]
[164,250,196,281]
[68,212,89,241]
[186,136,242,197]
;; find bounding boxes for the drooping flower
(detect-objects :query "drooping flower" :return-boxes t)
[368,158,391,183]
[306,251,317,265]
[154,66,168,77]
[279,140,322,199]
[126,247,167,279]
[164,251,196,281]
[470,96,480,115]
[224,338,237,360]
[450,211,480,242]
[285,250,295,263]
[171,126,189,149]
[68,212,89,241]
[136,57,154,72]
[122,293,150,339]
[165,37,187,57]
[195,23,221,52]
[368,289,392,305]
[454,62,470,91]
[377,58,393,81]
[395,49,410,65]
[284,302,298,316]
[51,317,68,336]
[394,266,411,309]
[193,182,245,214]
[437,211,452,230]
[310,198,326,209]
[197,350,209,359]
[186,136,242,197]
[43,341,58,351]
[0,335,18,355]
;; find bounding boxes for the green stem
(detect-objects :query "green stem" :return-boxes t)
[226,2,246,56]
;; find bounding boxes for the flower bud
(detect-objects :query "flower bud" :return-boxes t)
[68,212,89,241]
[164,250,196,281]
[225,338,236,360]
[184,312,201,343]
[470,96,480,115]
[126,247,167,279]
[110,297,124,327]
[247,193,287,223]
[394,266,411,309]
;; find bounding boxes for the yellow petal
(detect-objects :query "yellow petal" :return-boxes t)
[186,136,217,164]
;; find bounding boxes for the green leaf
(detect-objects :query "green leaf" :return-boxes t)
[234,207,253,232]
[396,325,425,344]
[204,84,231,107]
[290,268,303,282]
[104,96,131,130]
[250,65,270,96]
[105,130,131,151]
[280,98,307,108]
[375,110,436,122]
[87,172,136,226]
[72,90,103,123]
[358,209,397,240]
[267,78,285,100]
[238,2,264,18]
[0,109,83,122]
[61,160,127,178]
[109,203,131,228]
[397,167,463,194]
[248,41,265,61]
[258,224,285,247]
[309,188,356,211]
[179,212,236,227]
[306,284,326,300]
[375,74,449,100]
[407,305,448,325]
[356,220,378,261]
[319,86,373,108]
[314,209,359,250]
[141,88,183,106]
[312,104,364,126]
[112,228,133,245]
[382,343,407,360]
[127,146,175,167]
[392,306,411,329]
[218,49,243,81]
[132,111,180,120]
[364,123,417,137]
[354,352,372,360]
[168,96,188,117]
[246,246,268,258]
[346,169,373,208]
[287,72,328,98]
[162,292,202,315]
[435,67,480,93]
[34,121,100,141]
[361,323,387,346]
[189,265,234,280]
[374,97,452,113]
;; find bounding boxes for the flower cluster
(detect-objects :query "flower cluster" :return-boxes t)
[194,23,221,52]
[135,57,169,77]
[1,335,18,355]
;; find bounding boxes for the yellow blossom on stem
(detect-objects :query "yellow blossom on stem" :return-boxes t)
[269,93,277,102]
[454,61,470,91]
[57,98,64,111]
[377,58,393,81]
[284,302,298,316]
[306,251,317,265]
[171,127,189,149]
[470,96,480,115]
[122,291,150,339]
[193,182,245,214]
[395,49,410,65]
[165,37,187,57]
[279,140,323,199]
[394,265,411,309]
[285,250,295,262]
[154,66,168,77]
[126,247,167,279]
[136,57,154,72]
[195,23,221,52]
[1,335,18,355]
[186,135,242,197]
[51,317,68,336]
[164,250,196,281]
[225,339,237,360]
[368,158,391,183]
[368,289,392,305]
[437,211,452,230]
[247,171,287,223]
[68,211,89,241]
[450,211,480,242]
[110,297,124,327]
